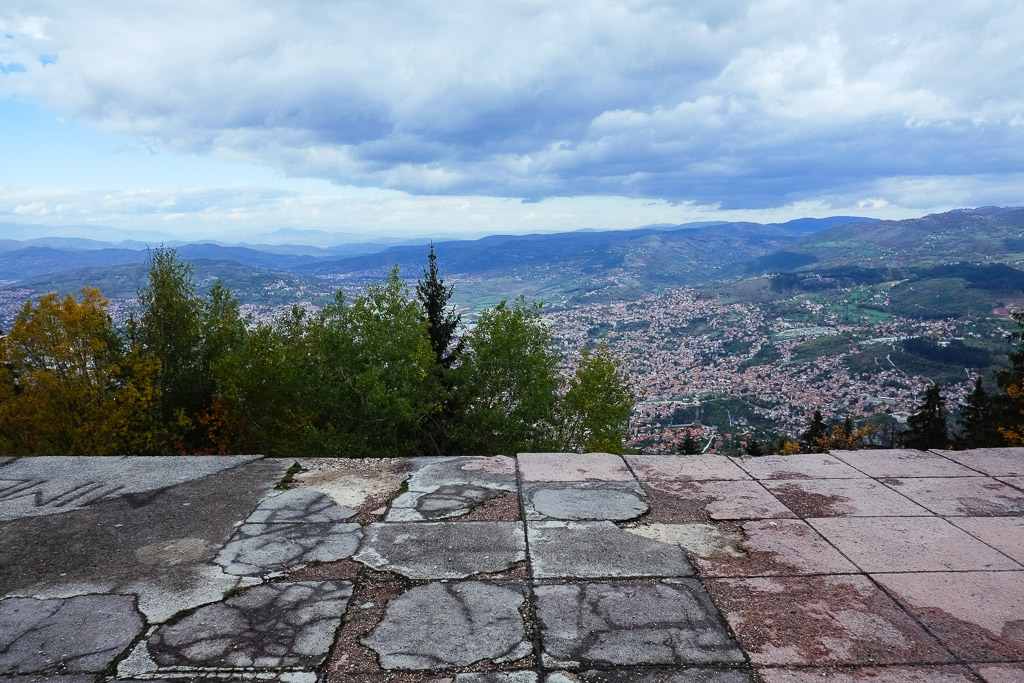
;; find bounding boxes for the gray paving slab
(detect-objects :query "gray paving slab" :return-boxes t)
[388,482,511,522]
[0,458,289,622]
[292,457,413,513]
[0,457,13,468]
[245,487,355,523]
[0,594,143,674]
[406,455,518,490]
[362,581,531,669]
[529,521,692,578]
[0,676,95,683]
[522,481,648,521]
[457,673,539,683]
[547,671,752,683]
[0,455,264,521]
[146,580,351,668]
[354,521,526,578]
[215,521,362,575]
[535,580,744,668]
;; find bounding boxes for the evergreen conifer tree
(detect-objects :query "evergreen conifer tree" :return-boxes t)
[800,410,828,452]
[678,429,700,454]
[416,244,464,369]
[956,377,1002,448]
[903,384,949,450]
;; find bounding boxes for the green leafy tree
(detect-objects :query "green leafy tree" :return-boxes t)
[744,438,764,456]
[956,377,1002,448]
[0,288,160,455]
[903,384,949,450]
[558,344,634,454]
[451,297,561,455]
[131,247,204,444]
[303,268,438,457]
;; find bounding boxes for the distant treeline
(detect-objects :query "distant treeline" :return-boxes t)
[0,248,634,457]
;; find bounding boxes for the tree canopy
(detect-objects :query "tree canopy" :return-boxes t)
[0,247,635,457]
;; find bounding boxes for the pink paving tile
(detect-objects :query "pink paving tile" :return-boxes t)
[694,519,859,577]
[736,453,867,480]
[830,449,979,478]
[949,517,1024,565]
[707,575,952,666]
[625,454,751,481]
[884,477,1024,516]
[972,664,1024,683]
[808,517,1023,572]
[933,447,1024,477]
[759,665,981,683]
[764,479,931,517]
[643,479,795,521]
[876,571,1024,661]
[517,452,634,482]
[998,475,1024,491]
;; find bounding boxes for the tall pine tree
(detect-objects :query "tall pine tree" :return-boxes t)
[956,377,1002,448]
[416,244,464,369]
[903,384,949,450]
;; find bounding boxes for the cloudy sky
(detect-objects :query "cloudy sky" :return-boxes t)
[1,0,1022,242]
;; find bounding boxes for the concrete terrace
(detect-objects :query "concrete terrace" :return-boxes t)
[1,449,1023,682]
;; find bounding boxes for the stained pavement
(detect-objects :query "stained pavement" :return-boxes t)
[0,449,1022,682]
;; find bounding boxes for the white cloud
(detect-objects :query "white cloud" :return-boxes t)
[0,0,1021,215]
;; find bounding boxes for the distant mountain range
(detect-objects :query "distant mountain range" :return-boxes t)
[3,208,1023,310]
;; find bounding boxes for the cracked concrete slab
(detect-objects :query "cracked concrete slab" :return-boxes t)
[626,455,751,481]
[0,594,143,674]
[361,581,531,669]
[147,580,351,668]
[829,449,979,478]
[386,457,518,522]
[522,481,647,521]
[999,475,1024,490]
[388,483,511,522]
[0,455,265,521]
[456,673,539,683]
[535,580,744,667]
[735,454,867,480]
[547,671,752,683]
[529,521,692,578]
[882,477,1024,516]
[708,575,952,666]
[292,457,412,519]
[354,522,526,579]
[763,479,931,517]
[0,458,288,622]
[407,455,518,490]
[518,453,634,482]
[623,522,746,559]
[809,517,1023,572]
[245,487,356,523]
[949,517,1024,564]
[934,447,1024,477]
[0,456,12,468]
[875,571,1024,661]
[215,521,363,575]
